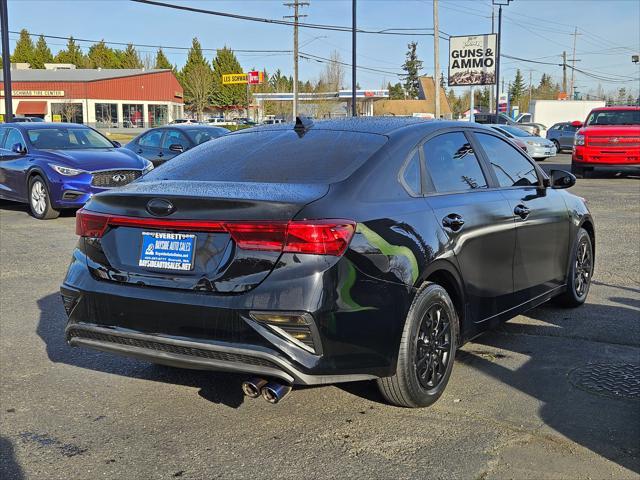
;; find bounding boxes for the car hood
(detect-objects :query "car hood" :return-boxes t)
[579,125,640,136]
[37,148,146,172]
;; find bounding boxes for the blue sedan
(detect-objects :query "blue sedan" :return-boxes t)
[0,123,152,219]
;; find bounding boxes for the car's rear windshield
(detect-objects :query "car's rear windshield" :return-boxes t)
[27,127,114,149]
[586,109,640,126]
[145,129,387,184]
[185,127,227,145]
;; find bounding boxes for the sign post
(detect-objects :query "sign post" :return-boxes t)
[448,34,497,121]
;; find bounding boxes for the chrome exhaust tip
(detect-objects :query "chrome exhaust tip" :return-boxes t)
[241,377,268,398]
[261,382,292,404]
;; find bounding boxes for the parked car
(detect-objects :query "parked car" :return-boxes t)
[7,116,45,122]
[572,106,640,178]
[126,125,229,166]
[207,117,236,126]
[62,118,594,408]
[0,123,152,219]
[474,113,545,137]
[234,118,257,126]
[547,121,581,152]
[488,124,557,160]
[169,119,200,125]
[262,118,285,125]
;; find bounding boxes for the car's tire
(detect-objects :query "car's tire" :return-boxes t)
[551,139,560,152]
[554,227,593,308]
[536,157,547,162]
[28,176,59,220]
[377,282,459,408]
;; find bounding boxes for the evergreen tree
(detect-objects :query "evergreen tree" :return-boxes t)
[180,38,212,119]
[154,48,172,69]
[401,42,423,99]
[11,29,35,65]
[87,41,120,68]
[120,44,142,69]
[387,82,405,100]
[55,36,85,67]
[509,69,526,101]
[31,35,53,69]
[211,47,246,109]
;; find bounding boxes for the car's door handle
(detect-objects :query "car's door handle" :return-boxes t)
[514,205,531,219]
[158,151,163,157]
[442,214,465,231]
[136,149,143,154]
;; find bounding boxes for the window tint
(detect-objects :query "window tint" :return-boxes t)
[475,133,539,187]
[423,132,488,193]
[139,130,163,148]
[162,130,190,149]
[4,129,24,150]
[402,150,421,195]
[143,129,387,184]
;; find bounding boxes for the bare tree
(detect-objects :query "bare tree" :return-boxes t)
[321,50,344,91]
[58,100,80,123]
[182,63,213,121]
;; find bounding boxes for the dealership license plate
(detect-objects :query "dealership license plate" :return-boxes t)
[139,232,196,271]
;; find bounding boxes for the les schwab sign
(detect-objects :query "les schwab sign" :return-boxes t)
[448,34,497,86]
[222,71,264,85]
[0,90,64,97]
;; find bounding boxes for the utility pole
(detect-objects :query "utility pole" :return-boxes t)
[562,51,567,94]
[569,27,581,99]
[351,0,356,116]
[433,0,440,118]
[492,0,511,115]
[284,0,308,119]
[490,6,495,113]
[0,0,13,123]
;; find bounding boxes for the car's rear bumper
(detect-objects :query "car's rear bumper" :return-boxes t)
[60,249,413,384]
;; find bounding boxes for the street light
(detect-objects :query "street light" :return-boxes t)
[492,0,512,115]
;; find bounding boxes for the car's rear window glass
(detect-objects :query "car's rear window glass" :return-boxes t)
[145,129,387,184]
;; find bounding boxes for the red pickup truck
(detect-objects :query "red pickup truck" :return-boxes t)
[572,106,640,178]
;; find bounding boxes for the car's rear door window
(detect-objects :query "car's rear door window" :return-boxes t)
[139,130,163,148]
[401,149,421,196]
[423,132,488,193]
[475,132,539,187]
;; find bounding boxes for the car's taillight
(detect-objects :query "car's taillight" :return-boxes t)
[75,210,355,257]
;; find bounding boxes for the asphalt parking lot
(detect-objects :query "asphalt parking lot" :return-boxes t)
[1,153,638,480]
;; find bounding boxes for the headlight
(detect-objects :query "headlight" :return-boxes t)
[49,164,84,176]
[142,161,154,175]
[526,140,541,146]
[575,134,585,146]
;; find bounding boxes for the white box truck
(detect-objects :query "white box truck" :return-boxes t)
[518,100,606,128]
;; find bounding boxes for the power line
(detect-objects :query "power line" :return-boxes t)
[130,0,450,38]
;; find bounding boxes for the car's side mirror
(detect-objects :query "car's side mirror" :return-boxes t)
[11,143,27,155]
[169,144,185,153]
[111,140,121,148]
[549,169,576,189]
[571,120,583,128]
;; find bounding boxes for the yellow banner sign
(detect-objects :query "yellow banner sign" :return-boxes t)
[222,73,247,85]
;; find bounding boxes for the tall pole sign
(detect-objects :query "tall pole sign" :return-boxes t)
[0,0,13,122]
[448,34,497,121]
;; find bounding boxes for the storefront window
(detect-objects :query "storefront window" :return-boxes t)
[51,103,84,123]
[95,103,118,127]
[123,104,144,128]
[148,104,168,127]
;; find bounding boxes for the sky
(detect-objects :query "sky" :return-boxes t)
[5,0,640,98]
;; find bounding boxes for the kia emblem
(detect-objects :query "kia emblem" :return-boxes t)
[146,198,175,217]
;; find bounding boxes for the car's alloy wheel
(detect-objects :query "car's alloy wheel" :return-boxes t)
[552,139,560,152]
[378,283,458,408]
[415,303,452,390]
[28,176,59,220]
[555,227,593,307]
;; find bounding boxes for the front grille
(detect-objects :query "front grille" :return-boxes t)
[588,136,640,148]
[91,170,141,188]
[67,328,280,369]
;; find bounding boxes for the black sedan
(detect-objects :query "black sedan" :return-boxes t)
[125,125,228,166]
[61,118,594,408]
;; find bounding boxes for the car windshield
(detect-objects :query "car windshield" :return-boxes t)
[27,127,114,150]
[499,125,530,137]
[586,109,640,126]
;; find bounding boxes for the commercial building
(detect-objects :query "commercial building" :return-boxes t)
[0,67,184,128]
